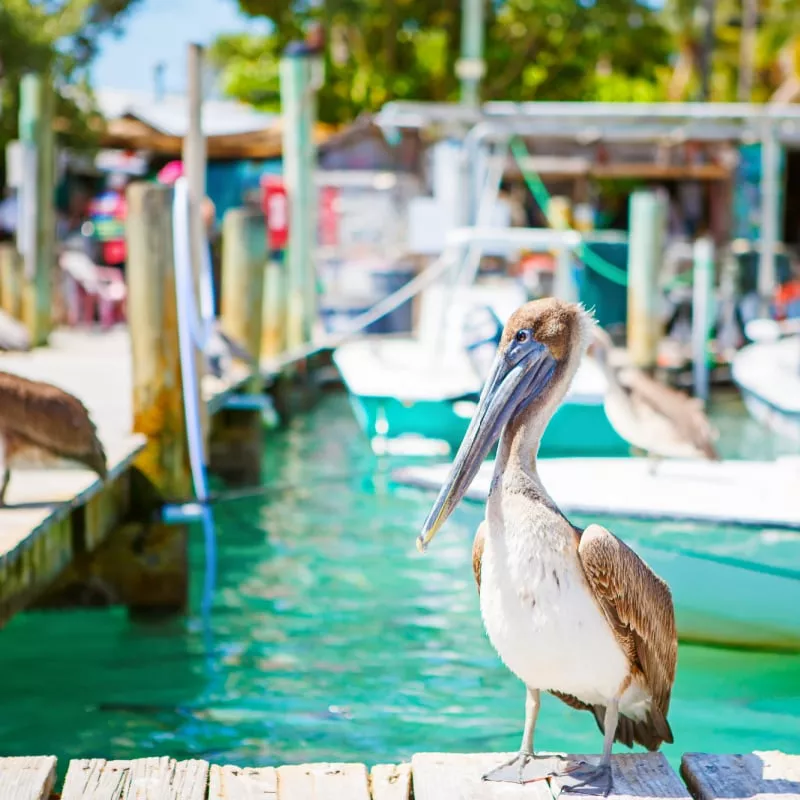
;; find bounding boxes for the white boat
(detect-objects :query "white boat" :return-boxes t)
[334,278,627,456]
[393,457,800,651]
[732,334,800,442]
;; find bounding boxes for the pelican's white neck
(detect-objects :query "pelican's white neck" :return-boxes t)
[496,342,586,484]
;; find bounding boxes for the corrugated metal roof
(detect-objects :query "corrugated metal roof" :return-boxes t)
[94,88,278,137]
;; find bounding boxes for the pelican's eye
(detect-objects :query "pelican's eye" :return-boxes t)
[515,329,530,344]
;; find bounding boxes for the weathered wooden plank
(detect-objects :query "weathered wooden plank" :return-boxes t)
[369,764,411,800]
[550,753,690,800]
[411,753,553,800]
[61,757,209,800]
[209,765,277,800]
[681,752,800,800]
[276,763,370,800]
[0,756,57,800]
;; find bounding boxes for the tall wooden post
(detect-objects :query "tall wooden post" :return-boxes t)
[280,51,319,349]
[0,244,23,319]
[18,73,55,345]
[220,208,267,386]
[124,182,192,612]
[261,256,285,360]
[36,183,194,614]
[183,43,210,449]
[211,207,267,485]
[627,190,667,369]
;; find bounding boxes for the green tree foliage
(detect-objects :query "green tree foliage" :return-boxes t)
[0,0,143,158]
[663,0,800,101]
[210,0,673,124]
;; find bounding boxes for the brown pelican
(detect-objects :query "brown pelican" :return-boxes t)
[418,298,677,795]
[0,370,107,505]
[589,326,720,463]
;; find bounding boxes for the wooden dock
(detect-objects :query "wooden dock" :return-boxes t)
[0,183,268,623]
[1,751,797,800]
[0,327,253,624]
[393,457,800,530]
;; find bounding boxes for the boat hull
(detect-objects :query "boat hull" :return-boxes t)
[350,392,629,457]
[733,335,800,441]
[635,542,800,651]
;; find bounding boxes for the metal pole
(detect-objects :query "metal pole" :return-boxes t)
[18,73,54,345]
[697,0,715,101]
[457,0,485,107]
[692,236,714,404]
[17,74,40,284]
[758,122,781,312]
[280,52,318,348]
[626,191,666,369]
[737,0,758,102]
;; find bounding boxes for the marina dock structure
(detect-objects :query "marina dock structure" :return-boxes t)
[0,182,269,624]
[1,750,797,800]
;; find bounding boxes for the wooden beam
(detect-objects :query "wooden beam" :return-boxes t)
[0,757,57,800]
[276,763,371,799]
[681,752,800,800]
[61,758,209,800]
[590,163,730,181]
[209,765,277,800]
[370,764,411,800]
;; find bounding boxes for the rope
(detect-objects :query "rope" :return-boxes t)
[509,137,631,287]
[260,248,459,374]
[172,176,217,618]
[510,137,697,294]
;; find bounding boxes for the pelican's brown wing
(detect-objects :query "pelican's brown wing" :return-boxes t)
[0,370,107,477]
[617,367,720,460]
[572,523,677,750]
[472,521,486,591]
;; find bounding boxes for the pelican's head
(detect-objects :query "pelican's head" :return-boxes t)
[417,298,593,551]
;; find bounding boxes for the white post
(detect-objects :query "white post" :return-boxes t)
[692,236,715,404]
[627,191,667,369]
[554,245,578,303]
[758,123,781,313]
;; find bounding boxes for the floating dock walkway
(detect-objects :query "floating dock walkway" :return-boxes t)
[393,457,800,530]
[2,751,797,800]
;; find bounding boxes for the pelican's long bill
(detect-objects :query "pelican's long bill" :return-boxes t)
[417,338,557,552]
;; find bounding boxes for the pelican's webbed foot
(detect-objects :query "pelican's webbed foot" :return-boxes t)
[482,752,560,784]
[557,760,613,797]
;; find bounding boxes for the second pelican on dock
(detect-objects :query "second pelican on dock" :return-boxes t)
[0,371,107,505]
[590,326,720,463]
[417,298,677,794]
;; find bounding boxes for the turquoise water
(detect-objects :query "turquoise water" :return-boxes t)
[0,392,798,771]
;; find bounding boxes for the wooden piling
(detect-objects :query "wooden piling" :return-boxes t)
[220,207,267,388]
[261,256,286,360]
[41,183,192,614]
[627,190,666,370]
[0,244,23,319]
[210,208,267,486]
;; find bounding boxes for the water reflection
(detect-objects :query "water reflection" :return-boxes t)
[0,391,797,771]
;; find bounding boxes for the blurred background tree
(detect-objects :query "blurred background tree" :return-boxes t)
[0,0,143,163]
[210,0,673,124]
